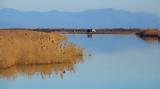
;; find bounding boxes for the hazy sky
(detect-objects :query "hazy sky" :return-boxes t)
[0,0,160,16]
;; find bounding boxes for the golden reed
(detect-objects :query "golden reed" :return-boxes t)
[0,30,83,69]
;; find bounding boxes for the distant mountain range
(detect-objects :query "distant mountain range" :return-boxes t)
[0,8,160,28]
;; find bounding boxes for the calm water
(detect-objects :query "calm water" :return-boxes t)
[0,34,160,89]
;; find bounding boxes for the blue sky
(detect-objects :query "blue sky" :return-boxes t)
[0,0,160,17]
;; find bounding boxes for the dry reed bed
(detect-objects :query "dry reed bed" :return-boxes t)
[0,30,83,69]
[136,29,160,37]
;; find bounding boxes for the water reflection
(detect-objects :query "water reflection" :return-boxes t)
[137,35,160,43]
[0,63,80,80]
[87,34,160,43]
[87,34,93,38]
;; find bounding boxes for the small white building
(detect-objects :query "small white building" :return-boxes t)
[92,28,96,32]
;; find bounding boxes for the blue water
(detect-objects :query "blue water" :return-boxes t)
[0,34,160,89]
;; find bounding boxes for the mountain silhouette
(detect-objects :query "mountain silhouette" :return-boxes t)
[0,8,160,28]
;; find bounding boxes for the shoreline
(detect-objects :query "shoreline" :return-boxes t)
[0,28,145,34]
[0,28,160,37]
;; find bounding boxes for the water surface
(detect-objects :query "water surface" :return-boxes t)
[0,34,160,89]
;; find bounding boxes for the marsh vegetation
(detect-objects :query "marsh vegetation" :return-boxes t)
[0,30,83,69]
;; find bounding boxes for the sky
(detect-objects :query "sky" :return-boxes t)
[0,0,160,17]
